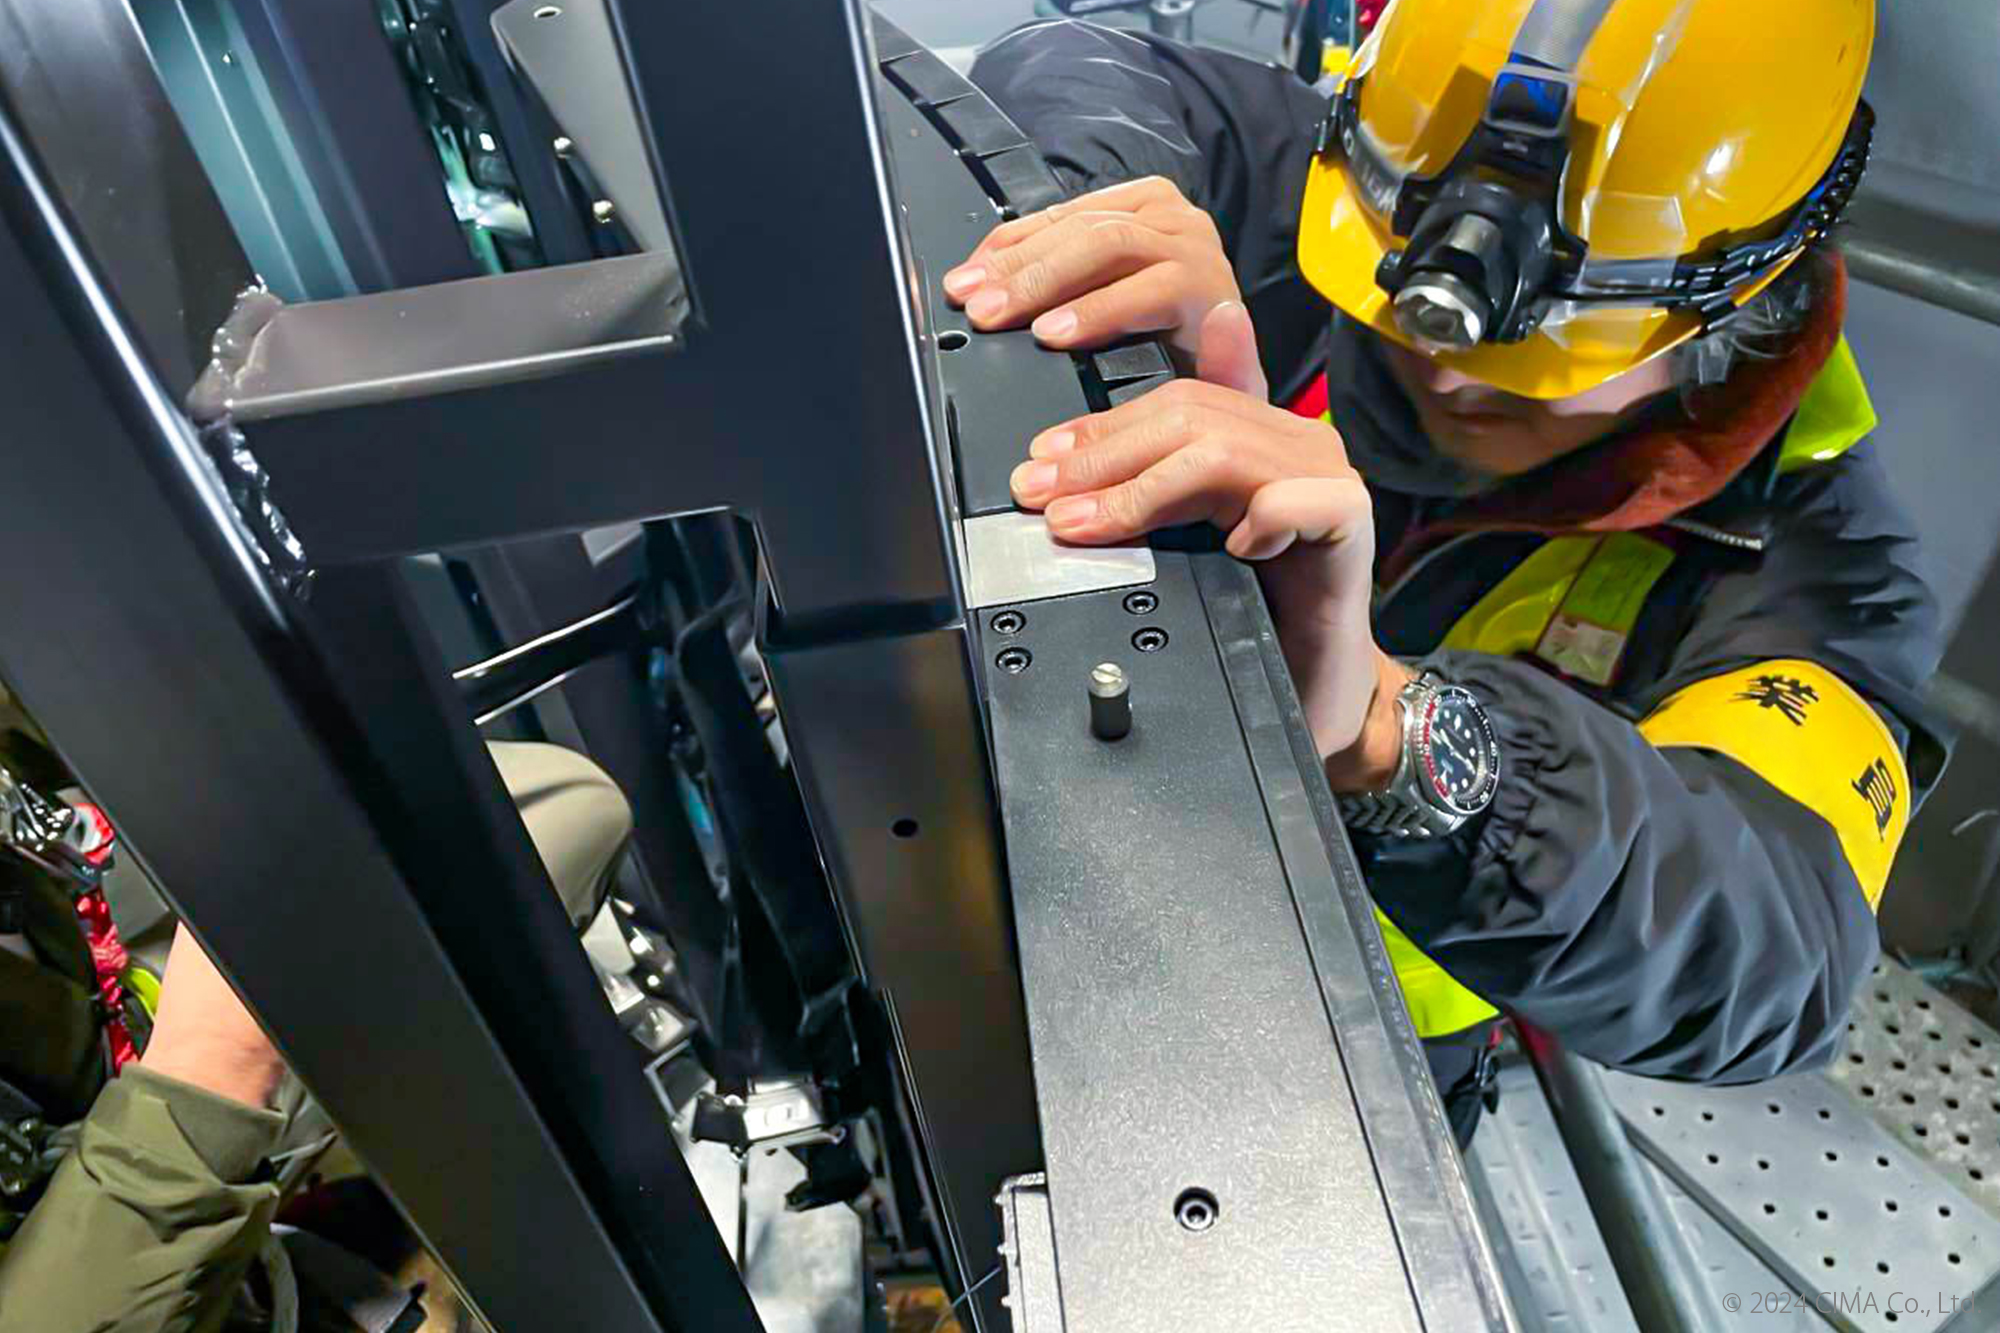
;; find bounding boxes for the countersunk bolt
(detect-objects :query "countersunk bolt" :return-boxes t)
[1132,626,1169,653]
[1123,590,1158,616]
[1089,662,1131,741]
[991,609,1026,636]
[591,199,616,224]
[996,646,1033,674]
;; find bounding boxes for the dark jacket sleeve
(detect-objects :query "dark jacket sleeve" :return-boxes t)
[970,19,1333,401]
[1363,444,1950,1083]
[0,1066,283,1333]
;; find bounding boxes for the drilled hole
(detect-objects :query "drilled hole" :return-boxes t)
[1941,1205,1954,1218]
[1957,1132,1972,1146]
[1940,1061,1955,1074]
[1877,1155,1890,1167]
[1915,1125,1930,1137]
[1651,1106,1665,1117]
[1878,1262,1891,1275]
[1132,627,1169,653]
[891,818,920,840]
[1971,1037,1985,1050]
[1894,1059,1909,1071]
[990,609,1026,635]
[1885,1199,1900,1212]
[1850,1053,1866,1065]
[1929,1030,1945,1042]
[1763,1203,1777,1215]
[1823,1256,1836,1268]
[533,3,560,15]
[1818,1108,1832,1121]
[1971,1167,1986,1181]
[1861,1084,1877,1097]
[1122,590,1158,616]
[1706,1153,1720,1166]
[1768,1102,1783,1115]
[995,646,1033,674]
[1948,1098,1962,1110]
[1817,1209,1831,1221]
[1757,1158,1771,1171]
[1701,1111,1716,1122]
[1887,1023,1903,1035]
[1951,1253,1963,1265]
[1174,1187,1219,1233]
[938,330,970,352]
[1825,1151,1840,1163]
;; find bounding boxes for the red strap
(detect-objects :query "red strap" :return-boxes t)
[1287,370,1330,421]
[67,803,136,1071]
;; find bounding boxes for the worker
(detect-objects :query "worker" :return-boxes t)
[954,0,1948,1141]
[0,683,634,1333]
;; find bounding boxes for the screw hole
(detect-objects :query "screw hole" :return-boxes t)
[1877,1156,1890,1168]
[1769,1102,1783,1115]
[995,646,1033,674]
[1763,1203,1777,1215]
[1705,1153,1720,1166]
[1885,1199,1899,1212]
[1816,1209,1830,1221]
[1123,590,1159,615]
[1823,1256,1835,1268]
[1941,1205,1953,1217]
[938,330,970,352]
[1951,1253,1963,1265]
[1878,1262,1890,1275]
[533,4,560,16]
[991,609,1026,635]
[1174,1187,1218,1233]
[1132,627,1169,653]
[891,819,919,840]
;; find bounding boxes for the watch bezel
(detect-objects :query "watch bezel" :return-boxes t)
[1411,684,1500,818]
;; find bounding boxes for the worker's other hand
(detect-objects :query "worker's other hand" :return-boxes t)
[1010,304,1404,775]
[142,924,286,1109]
[942,176,1243,361]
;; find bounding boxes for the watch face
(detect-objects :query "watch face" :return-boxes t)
[1417,686,1500,817]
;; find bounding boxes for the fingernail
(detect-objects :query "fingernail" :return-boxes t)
[1046,496,1097,527]
[943,266,985,298]
[966,289,1007,323]
[1031,309,1079,341]
[1032,429,1076,458]
[1011,460,1058,499]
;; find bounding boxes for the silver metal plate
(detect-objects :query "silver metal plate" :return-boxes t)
[997,1173,1064,1333]
[1467,1061,1641,1333]
[961,511,1155,609]
[1605,1068,1998,1332]
[1828,960,2000,1214]
[1654,1174,1835,1330]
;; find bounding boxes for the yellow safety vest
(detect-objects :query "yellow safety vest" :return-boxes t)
[1379,338,1883,1039]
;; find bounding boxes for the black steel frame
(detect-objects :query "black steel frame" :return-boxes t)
[0,1,1040,1329]
[0,3,1517,1330]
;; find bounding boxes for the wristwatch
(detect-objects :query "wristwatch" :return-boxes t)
[1337,670,1501,837]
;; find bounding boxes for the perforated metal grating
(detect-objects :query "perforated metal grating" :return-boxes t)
[1466,1062,1641,1333]
[1605,1064,1997,1332]
[1828,960,2000,1214]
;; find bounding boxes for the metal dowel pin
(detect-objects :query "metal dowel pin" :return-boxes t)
[1089,662,1131,741]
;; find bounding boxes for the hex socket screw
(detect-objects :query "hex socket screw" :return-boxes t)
[1123,590,1159,616]
[1089,662,1132,741]
[991,609,1026,636]
[1132,627,1169,653]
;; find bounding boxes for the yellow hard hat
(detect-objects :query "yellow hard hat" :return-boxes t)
[1299,0,1874,399]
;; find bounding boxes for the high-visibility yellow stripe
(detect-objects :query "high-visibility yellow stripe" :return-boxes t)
[1639,659,1909,908]
[1778,337,1877,474]
[1376,907,1499,1038]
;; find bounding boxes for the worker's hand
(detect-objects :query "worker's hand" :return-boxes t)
[943,176,1243,361]
[1010,303,1405,781]
[142,924,286,1109]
